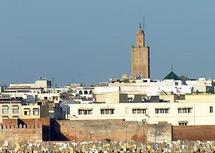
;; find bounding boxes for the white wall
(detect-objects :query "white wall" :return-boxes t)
[67,102,215,126]
[96,80,192,96]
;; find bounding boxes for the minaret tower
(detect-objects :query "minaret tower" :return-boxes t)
[131,24,150,79]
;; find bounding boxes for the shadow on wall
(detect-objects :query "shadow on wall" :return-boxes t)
[16,118,50,141]
[52,119,69,141]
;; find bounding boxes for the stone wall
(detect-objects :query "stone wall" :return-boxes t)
[54,120,172,143]
[173,125,215,141]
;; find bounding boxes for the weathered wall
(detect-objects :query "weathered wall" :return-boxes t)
[147,124,172,143]
[95,93,128,103]
[54,120,172,143]
[1,118,50,141]
[2,118,50,127]
[173,125,215,141]
[0,125,43,142]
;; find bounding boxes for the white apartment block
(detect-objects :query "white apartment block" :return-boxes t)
[67,102,215,126]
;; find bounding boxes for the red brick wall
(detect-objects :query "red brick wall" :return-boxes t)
[173,125,215,141]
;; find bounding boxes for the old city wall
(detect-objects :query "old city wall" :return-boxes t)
[2,118,50,127]
[1,118,50,142]
[54,120,172,143]
[2,119,215,143]
[147,124,172,143]
[173,125,215,141]
[0,124,43,142]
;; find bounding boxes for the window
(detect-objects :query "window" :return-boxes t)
[33,108,39,115]
[24,108,30,115]
[155,108,169,114]
[100,109,115,115]
[178,121,188,126]
[178,108,192,113]
[84,90,88,94]
[78,109,92,115]
[210,106,213,113]
[12,105,19,114]
[132,108,146,114]
[2,105,9,114]
[2,116,9,119]
[79,91,83,95]
[128,97,133,102]
[12,108,19,114]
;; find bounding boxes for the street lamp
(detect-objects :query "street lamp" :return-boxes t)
[123,119,128,152]
[125,124,128,152]
[142,114,150,152]
[72,127,77,152]
[154,124,160,153]
[142,119,146,151]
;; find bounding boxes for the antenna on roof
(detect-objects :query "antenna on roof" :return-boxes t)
[139,22,142,29]
[142,16,145,29]
[171,65,174,72]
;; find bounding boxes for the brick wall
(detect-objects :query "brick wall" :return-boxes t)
[173,125,215,141]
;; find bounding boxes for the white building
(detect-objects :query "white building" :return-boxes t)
[37,93,60,103]
[67,102,215,126]
[94,79,192,96]
[0,97,41,123]
[9,79,51,89]
[186,78,214,93]
[2,88,43,102]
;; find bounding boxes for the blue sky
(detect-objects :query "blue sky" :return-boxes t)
[0,0,215,85]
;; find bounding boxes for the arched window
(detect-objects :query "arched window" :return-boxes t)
[79,91,83,95]
[84,90,88,94]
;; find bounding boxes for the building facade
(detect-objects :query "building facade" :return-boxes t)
[67,102,215,126]
[0,97,41,123]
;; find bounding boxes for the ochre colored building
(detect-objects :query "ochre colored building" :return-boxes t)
[131,26,150,79]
